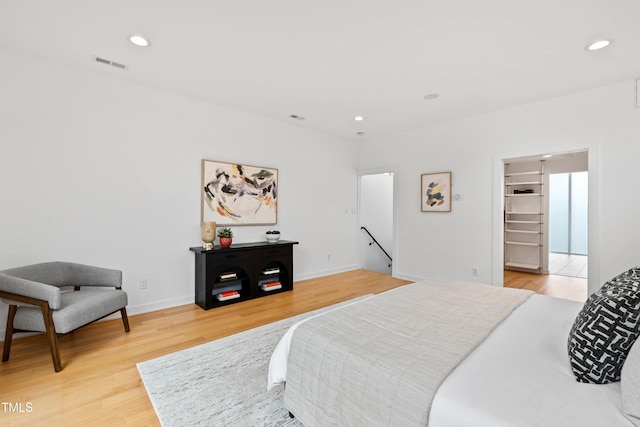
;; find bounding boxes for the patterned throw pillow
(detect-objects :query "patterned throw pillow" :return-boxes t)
[567,266,640,384]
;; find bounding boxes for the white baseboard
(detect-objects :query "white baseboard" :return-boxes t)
[295,267,422,284]
[126,296,194,316]
[393,273,425,283]
[294,264,359,282]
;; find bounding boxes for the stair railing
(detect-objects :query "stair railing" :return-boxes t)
[360,226,392,268]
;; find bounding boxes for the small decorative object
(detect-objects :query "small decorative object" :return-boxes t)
[201,221,216,250]
[421,171,452,212]
[265,230,281,243]
[202,159,278,225]
[217,227,233,248]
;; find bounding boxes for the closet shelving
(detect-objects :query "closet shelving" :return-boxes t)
[504,160,544,273]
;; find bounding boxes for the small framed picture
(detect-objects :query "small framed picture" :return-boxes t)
[421,172,451,212]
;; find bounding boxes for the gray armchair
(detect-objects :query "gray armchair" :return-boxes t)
[0,261,130,372]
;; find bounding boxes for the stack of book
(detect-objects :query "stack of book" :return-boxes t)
[212,270,242,298]
[216,290,240,301]
[219,271,238,281]
[262,267,280,275]
[260,281,282,292]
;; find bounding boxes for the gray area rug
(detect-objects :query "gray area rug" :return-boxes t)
[137,297,370,427]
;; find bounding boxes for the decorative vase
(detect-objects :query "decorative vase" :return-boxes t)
[265,233,281,243]
[201,221,216,250]
[219,237,232,248]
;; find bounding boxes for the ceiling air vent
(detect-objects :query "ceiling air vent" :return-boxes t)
[93,56,128,70]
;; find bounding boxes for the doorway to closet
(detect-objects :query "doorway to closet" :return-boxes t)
[502,151,588,298]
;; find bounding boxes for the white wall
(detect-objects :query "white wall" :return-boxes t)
[2,45,639,337]
[0,47,359,330]
[359,173,393,273]
[356,79,640,295]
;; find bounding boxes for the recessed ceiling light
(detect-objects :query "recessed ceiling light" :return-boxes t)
[354,115,365,121]
[423,93,440,100]
[129,35,151,47]
[542,154,553,158]
[585,40,612,51]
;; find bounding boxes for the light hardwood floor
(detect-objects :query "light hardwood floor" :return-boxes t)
[504,269,588,302]
[0,269,584,426]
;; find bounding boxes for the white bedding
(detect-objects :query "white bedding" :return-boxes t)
[279,280,531,426]
[429,293,633,427]
[269,288,634,426]
[267,294,376,391]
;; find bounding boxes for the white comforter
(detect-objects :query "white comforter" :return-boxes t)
[267,295,376,391]
[429,293,632,427]
[270,280,532,426]
[269,286,633,426]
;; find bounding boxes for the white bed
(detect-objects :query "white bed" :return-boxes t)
[268,281,635,426]
[429,293,630,426]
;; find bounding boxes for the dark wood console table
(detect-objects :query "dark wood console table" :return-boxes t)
[189,240,298,310]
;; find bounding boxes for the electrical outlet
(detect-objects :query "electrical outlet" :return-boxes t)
[139,278,148,290]
[471,267,478,277]
[327,254,331,261]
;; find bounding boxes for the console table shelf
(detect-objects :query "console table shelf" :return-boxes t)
[189,240,298,310]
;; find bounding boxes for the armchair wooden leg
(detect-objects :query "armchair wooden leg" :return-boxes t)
[40,304,62,372]
[2,305,17,363]
[120,307,130,333]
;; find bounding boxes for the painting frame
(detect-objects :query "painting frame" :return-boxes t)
[201,159,278,226]
[421,171,451,212]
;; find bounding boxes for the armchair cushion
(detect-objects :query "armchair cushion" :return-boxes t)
[12,289,128,334]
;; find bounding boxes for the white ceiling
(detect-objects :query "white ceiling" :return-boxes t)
[1,0,639,141]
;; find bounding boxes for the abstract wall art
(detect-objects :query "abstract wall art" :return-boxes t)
[201,160,278,225]
[421,171,451,212]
